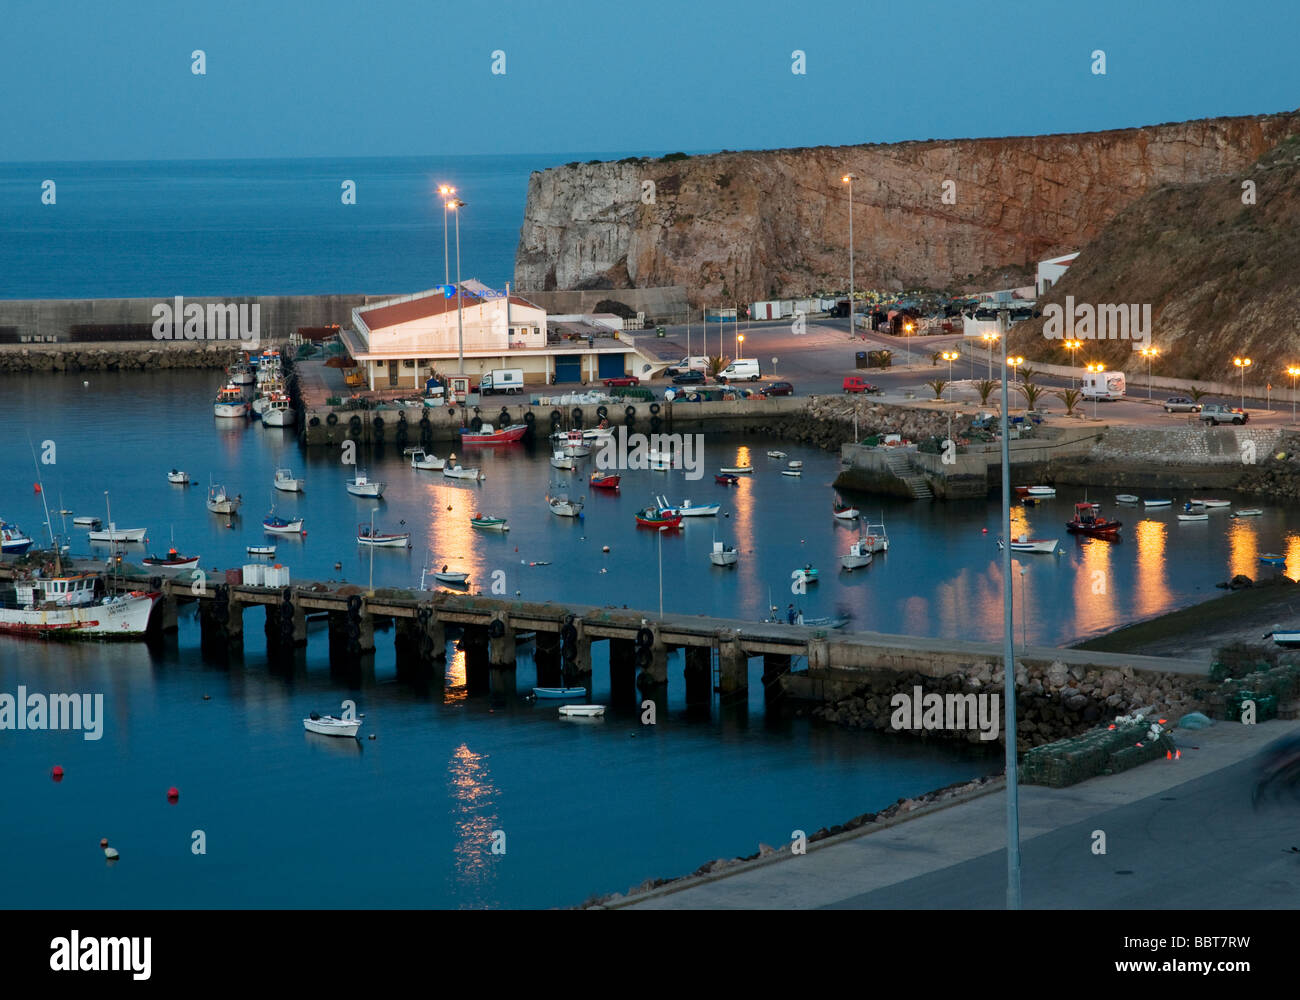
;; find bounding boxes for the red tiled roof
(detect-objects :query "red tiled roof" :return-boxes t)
[358,291,542,331]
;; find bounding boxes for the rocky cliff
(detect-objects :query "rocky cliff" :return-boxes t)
[515,111,1300,306]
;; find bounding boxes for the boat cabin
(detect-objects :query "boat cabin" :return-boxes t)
[15,573,102,608]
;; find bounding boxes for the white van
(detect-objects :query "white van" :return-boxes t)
[720,358,761,381]
[1080,371,1126,400]
[478,368,524,395]
[666,356,709,376]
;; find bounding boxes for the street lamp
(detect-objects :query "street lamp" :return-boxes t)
[1233,357,1252,411]
[1063,339,1082,388]
[438,184,455,286]
[941,350,959,400]
[737,332,744,362]
[1139,345,1160,400]
[448,198,466,374]
[1288,366,1300,424]
[1008,355,1024,386]
[1086,362,1105,419]
[842,173,856,340]
[903,321,914,365]
[981,332,999,380]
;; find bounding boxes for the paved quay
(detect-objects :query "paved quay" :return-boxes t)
[618,718,1300,909]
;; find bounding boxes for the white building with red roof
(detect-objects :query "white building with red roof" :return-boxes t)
[339,283,639,390]
[1037,251,1079,296]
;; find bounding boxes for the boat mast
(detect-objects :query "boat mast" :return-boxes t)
[29,440,61,575]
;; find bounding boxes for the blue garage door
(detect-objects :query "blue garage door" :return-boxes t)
[554,354,582,383]
[598,353,625,379]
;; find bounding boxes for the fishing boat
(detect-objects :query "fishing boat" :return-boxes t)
[421,567,469,587]
[720,465,753,474]
[1192,498,1231,509]
[709,539,738,567]
[443,464,483,481]
[345,471,385,497]
[206,484,242,514]
[860,517,890,553]
[715,473,740,485]
[547,494,584,517]
[167,469,191,485]
[794,564,819,585]
[1065,502,1122,540]
[590,472,621,490]
[1183,500,1205,510]
[273,468,304,492]
[1232,508,1264,518]
[558,705,605,718]
[459,422,528,444]
[840,537,873,571]
[247,544,277,556]
[87,493,146,542]
[72,516,101,529]
[533,686,588,699]
[0,572,158,640]
[550,451,577,470]
[832,499,860,520]
[261,393,296,427]
[251,376,284,416]
[1005,536,1059,554]
[781,469,802,477]
[1115,494,1140,504]
[212,383,249,418]
[636,506,681,528]
[263,512,304,534]
[141,548,200,574]
[1143,498,1172,508]
[228,361,255,385]
[561,430,591,457]
[657,496,720,517]
[303,713,361,738]
[470,515,509,531]
[356,523,410,547]
[1027,486,1055,497]
[409,450,444,471]
[1266,629,1300,647]
[767,451,787,459]
[0,520,32,555]
[1260,553,1287,565]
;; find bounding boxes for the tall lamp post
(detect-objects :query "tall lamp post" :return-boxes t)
[438,184,455,286]
[1008,355,1024,386]
[737,332,744,363]
[448,198,466,375]
[995,303,1021,910]
[1086,362,1105,419]
[1063,339,1082,388]
[1233,357,1252,411]
[1139,345,1160,400]
[1288,366,1300,425]
[903,321,914,365]
[941,350,959,400]
[981,332,999,380]
[842,173,856,339]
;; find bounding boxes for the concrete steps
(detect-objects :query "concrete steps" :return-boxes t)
[884,451,934,500]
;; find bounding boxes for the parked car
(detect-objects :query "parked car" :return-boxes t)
[843,376,882,394]
[761,381,795,397]
[1199,404,1249,425]
[1163,396,1202,413]
[603,375,640,387]
[664,356,709,377]
[671,370,707,385]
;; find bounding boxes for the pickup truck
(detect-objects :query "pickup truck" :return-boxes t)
[1199,404,1249,425]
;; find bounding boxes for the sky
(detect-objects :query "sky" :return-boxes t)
[1,0,1297,162]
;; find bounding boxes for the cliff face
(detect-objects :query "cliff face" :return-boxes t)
[514,112,1300,306]
[1007,133,1300,379]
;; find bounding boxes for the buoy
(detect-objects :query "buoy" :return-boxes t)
[602,545,610,553]
[166,787,179,802]
[301,530,307,537]
[51,765,64,782]
[104,847,120,860]
[99,838,108,848]
[334,562,342,570]
[368,733,376,740]
[202,694,211,700]
[83,380,89,387]
[982,528,988,534]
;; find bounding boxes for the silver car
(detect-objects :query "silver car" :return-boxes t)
[1163,396,1202,413]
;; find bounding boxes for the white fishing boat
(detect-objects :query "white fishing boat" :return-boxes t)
[781,469,802,477]
[1232,508,1264,518]
[356,523,410,547]
[547,494,584,517]
[1143,498,1172,508]
[166,469,190,485]
[709,539,738,567]
[261,394,296,426]
[87,493,146,542]
[1006,536,1059,554]
[206,484,242,514]
[213,383,249,419]
[247,544,277,556]
[263,512,304,533]
[409,450,445,471]
[550,451,577,470]
[141,549,200,574]
[303,713,361,738]
[228,361,255,385]
[657,496,720,517]
[72,516,101,529]
[558,705,605,718]
[274,468,304,492]
[767,451,787,459]
[840,537,874,571]
[421,567,469,588]
[860,517,890,553]
[788,460,803,470]
[562,430,591,458]
[345,471,385,497]
[0,574,158,640]
[443,464,483,481]
[1114,494,1140,504]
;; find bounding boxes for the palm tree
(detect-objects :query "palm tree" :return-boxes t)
[706,355,732,378]
[976,379,999,406]
[1017,381,1045,411]
[1186,386,1210,404]
[926,379,948,400]
[1019,365,1037,383]
[1054,387,1082,416]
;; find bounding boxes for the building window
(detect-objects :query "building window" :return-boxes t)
[403,360,415,368]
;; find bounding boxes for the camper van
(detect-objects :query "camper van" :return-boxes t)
[719,358,762,382]
[1081,371,1126,400]
[477,368,524,395]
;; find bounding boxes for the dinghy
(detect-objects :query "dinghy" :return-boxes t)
[589,472,621,490]
[72,516,101,528]
[357,523,410,547]
[787,460,803,470]
[274,468,304,492]
[832,500,860,520]
[767,451,787,459]
[1143,498,1172,508]
[1007,536,1059,554]
[636,506,681,528]
[720,466,753,474]
[247,544,277,556]
[533,686,588,699]
[443,464,483,481]
[1260,553,1287,565]
[142,549,200,574]
[345,471,385,497]
[781,469,802,477]
[167,469,190,485]
[1232,508,1263,518]
[303,713,361,738]
[558,705,605,718]
[1115,494,1140,504]
[1026,486,1055,497]
[470,515,509,531]
[1177,512,1209,522]
[1192,498,1231,508]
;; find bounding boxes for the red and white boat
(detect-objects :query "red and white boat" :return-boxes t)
[142,548,201,574]
[1001,535,1059,554]
[0,572,158,640]
[589,472,621,490]
[213,383,249,418]
[459,422,528,444]
[356,523,410,547]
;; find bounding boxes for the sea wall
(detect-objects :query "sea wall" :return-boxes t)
[0,342,247,373]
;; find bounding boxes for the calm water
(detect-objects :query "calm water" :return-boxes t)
[0,154,636,300]
[1,370,1297,908]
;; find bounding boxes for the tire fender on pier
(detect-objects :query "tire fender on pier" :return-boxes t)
[635,626,653,648]
[488,618,506,639]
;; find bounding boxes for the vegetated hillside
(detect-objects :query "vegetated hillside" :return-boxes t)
[1008,134,1300,381]
[515,111,1300,308]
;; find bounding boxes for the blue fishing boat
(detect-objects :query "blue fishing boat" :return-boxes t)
[1,520,33,554]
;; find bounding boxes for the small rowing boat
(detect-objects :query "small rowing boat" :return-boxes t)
[589,472,621,490]
[558,704,605,718]
[767,451,787,459]
[470,515,509,531]
[533,686,588,699]
[1143,498,1172,508]
[1232,508,1263,518]
[247,544,277,556]
[1115,494,1139,504]
[720,466,752,474]
[167,469,190,485]
[303,713,361,738]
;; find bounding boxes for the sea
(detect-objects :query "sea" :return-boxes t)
[0,158,1293,908]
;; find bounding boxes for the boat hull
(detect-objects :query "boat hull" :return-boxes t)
[303,717,361,737]
[87,527,147,543]
[1009,539,1059,553]
[274,479,304,492]
[460,424,528,444]
[558,705,605,718]
[262,408,296,426]
[213,402,249,418]
[346,484,385,497]
[263,520,303,533]
[0,593,157,640]
[207,501,240,514]
[533,687,588,699]
[357,534,410,547]
[142,557,200,574]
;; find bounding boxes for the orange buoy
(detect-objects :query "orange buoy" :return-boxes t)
[982,528,988,534]
[99,838,108,848]
[52,765,64,782]
[166,787,179,802]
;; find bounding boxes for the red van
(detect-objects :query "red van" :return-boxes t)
[843,376,882,394]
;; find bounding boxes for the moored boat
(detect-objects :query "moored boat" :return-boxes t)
[561,430,591,457]
[840,538,873,571]
[141,548,200,574]
[589,472,621,490]
[1178,512,1209,522]
[720,466,752,474]
[1143,498,1172,508]
[470,514,509,531]
[715,473,740,485]
[443,464,483,481]
[832,498,860,520]
[263,513,304,534]
[558,704,605,718]
[0,521,33,554]
[767,451,787,459]
[273,468,304,492]
[167,469,191,485]
[1115,494,1140,504]
[356,523,410,547]
[1007,536,1059,554]
[261,393,296,426]
[533,686,588,699]
[1232,508,1264,518]
[206,485,242,514]
[1191,498,1231,509]
[1065,502,1121,540]
[794,564,819,585]
[409,450,445,471]
[781,469,802,477]
[247,544,277,556]
[88,525,146,543]
[0,573,158,640]
[547,494,584,517]
[550,451,577,470]
[460,422,528,444]
[636,506,682,528]
[1260,553,1287,565]
[709,539,738,567]
[228,361,255,385]
[72,516,101,528]
[657,496,720,517]
[303,713,361,738]
[1266,629,1300,647]
[213,383,249,418]
[345,471,385,497]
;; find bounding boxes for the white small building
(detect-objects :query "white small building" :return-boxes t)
[1037,252,1079,296]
